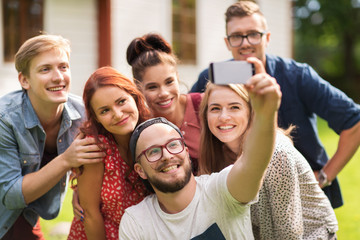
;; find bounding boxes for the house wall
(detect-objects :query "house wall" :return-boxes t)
[0,0,97,97]
[178,0,293,91]
[111,0,172,80]
[177,0,235,92]
[45,0,97,95]
[0,2,20,97]
[0,0,292,97]
[259,0,293,58]
[110,0,293,92]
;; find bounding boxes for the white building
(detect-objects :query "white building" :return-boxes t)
[0,0,292,97]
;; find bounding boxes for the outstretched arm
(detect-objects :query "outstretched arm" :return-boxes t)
[227,57,281,203]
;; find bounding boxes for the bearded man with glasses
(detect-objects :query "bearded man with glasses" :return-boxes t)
[119,57,282,240]
[190,0,360,210]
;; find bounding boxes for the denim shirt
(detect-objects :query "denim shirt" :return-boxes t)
[191,54,360,208]
[0,90,85,238]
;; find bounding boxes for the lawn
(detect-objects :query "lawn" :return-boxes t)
[40,117,360,239]
[39,188,73,239]
[317,118,360,239]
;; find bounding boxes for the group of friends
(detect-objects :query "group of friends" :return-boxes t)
[1,1,360,240]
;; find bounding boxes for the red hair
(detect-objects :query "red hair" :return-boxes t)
[71,66,150,195]
[81,66,150,139]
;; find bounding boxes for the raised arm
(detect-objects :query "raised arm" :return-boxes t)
[227,57,281,203]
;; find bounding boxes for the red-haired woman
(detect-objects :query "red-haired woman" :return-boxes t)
[126,33,202,174]
[67,67,150,240]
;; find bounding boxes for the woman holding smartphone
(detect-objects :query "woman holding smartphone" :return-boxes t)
[198,58,338,239]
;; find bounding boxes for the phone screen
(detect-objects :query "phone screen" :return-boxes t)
[209,61,254,85]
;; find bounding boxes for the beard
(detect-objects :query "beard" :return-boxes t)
[145,159,192,193]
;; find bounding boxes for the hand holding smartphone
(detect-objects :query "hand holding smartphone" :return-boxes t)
[209,61,254,85]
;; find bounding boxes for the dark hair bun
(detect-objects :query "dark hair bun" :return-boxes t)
[126,33,172,65]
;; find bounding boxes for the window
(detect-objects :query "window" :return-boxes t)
[172,0,196,64]
[2,0,44,62]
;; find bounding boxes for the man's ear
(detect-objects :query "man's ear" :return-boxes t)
[18,72,30,90]
[185,146,189,155]
[185,147,192,163]
[224,37,232,51]
[264,32,271,48]
[134,162,147,180]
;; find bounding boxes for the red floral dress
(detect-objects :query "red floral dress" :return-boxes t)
[67,135,147,240]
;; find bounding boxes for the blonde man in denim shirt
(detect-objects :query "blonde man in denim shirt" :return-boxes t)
[0,34,105,239]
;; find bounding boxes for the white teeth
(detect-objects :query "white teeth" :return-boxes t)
[240,49,254,55]
[219,125,234,130]
[162,165,177,172]
[159,99,171,106]
[48,86,63,91]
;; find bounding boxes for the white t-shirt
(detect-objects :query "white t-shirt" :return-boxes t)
[119,166,256,240]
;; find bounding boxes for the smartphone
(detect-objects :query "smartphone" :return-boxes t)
[209,61,254,85]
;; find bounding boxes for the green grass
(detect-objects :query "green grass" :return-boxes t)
[39,189,73,240]
[40,117,360,239]
[317,118,360,239]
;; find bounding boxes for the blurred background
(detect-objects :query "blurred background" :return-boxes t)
[0,0,292,96]
[1,0,359,239]
[294,0,360,103]
[1,0,359,101]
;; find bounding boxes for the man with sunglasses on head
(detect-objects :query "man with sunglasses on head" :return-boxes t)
[119,57,281,240]
[190,1,360,209]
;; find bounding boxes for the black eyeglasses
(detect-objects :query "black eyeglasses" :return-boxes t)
[136,138,185,163]
[227,31,266,47]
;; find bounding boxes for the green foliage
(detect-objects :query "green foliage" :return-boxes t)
[40,189,73,240]
[317,118,360,239]
[294,0,360,102]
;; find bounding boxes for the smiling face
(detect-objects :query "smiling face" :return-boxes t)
[140,63,180,117]
[90,86,139,141]
[19,49,70,107]
[134,123,192,193]
[207,86,250,153]
[224,14,270,64]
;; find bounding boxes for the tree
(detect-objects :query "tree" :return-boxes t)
[293,0,360,102]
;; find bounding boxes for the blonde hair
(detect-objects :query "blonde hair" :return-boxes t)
[15,34,70,77]
[198,82,295,175]
[198,83,253,174]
